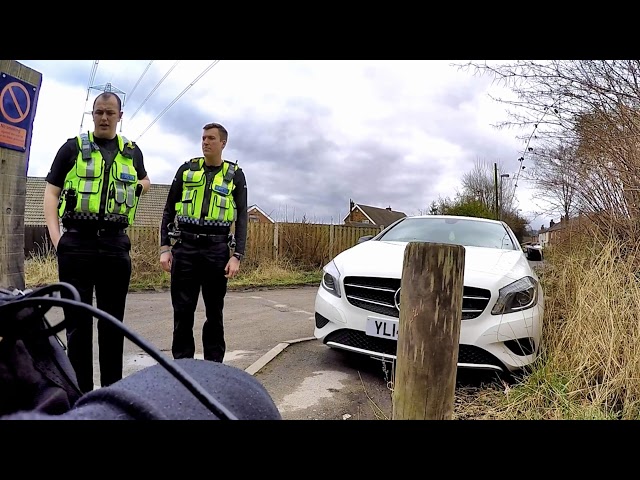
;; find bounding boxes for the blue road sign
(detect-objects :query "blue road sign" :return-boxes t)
[0,72,38,152]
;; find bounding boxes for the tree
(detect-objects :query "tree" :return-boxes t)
[460,159,496,211]
[443,199,494,219]
[423,157,529,236]
[460,158,517,218]
[456,60,640,240]
[523,142,578,222]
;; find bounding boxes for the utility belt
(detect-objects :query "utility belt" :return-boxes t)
[179,231,232,243]
[168,223,236,247]
[64,227,127,237]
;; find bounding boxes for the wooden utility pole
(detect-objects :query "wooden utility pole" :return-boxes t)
[392,242,465,420]
[0,61,41,290]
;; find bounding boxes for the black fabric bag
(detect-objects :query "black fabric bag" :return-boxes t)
[0,289,82,417]
[0,283,281,420]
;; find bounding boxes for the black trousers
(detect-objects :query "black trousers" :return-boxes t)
[56,230,131,393]
[170,237,230,362]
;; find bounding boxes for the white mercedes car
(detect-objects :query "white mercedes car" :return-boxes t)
[314,215,544,375]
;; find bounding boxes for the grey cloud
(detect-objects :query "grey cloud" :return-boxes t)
[365,81,522,176]
[136,88,468,221]
[243,135,447,221]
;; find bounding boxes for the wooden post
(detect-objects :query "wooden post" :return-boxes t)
[329,224,334,259]
[0,61,41,291]
[273,223,279,262]
[392,242,465,420]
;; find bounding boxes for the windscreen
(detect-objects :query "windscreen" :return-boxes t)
[377,217,517,250]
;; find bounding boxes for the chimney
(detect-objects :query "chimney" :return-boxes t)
[550,219,555,227]
[386,206,392,211]
[349,198,354,211]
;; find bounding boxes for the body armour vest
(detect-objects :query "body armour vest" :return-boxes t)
[57,132,141,227]
[175,157,238,227]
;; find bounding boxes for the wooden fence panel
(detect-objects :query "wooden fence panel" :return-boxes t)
[331,225,381,257]
[128,225,161,250]
[24,221,385,269]
[246,222,275,263]
[276,222,331,268]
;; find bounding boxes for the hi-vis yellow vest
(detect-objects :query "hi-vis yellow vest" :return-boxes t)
[175,157,237,227]
[58,132,140,226]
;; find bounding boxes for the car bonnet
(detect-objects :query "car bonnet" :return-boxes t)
[332,240,535,285]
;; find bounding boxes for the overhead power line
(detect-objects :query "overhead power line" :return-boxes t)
[128,60,181,122]
[134,60,221,142]
[125,60,153,107]
[506,101,560,208]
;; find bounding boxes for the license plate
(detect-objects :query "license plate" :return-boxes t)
[366,317,399,340]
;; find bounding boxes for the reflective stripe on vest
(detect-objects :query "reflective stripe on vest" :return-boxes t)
[77,133,103,213]
[211,162,236,221]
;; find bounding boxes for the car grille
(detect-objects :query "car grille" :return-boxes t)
[324,329,506,371]
[343,276,492,320]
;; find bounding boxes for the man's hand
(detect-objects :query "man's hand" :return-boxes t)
[50,232,61,251]
[225,256,240,278]
[160,251,172,272]
[138,176,151,194]
[43,183,62,250]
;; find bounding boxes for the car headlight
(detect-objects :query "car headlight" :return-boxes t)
[321,260,342,298]
[491,276,538,315]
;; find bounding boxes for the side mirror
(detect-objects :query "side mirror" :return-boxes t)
[357,235,373,244]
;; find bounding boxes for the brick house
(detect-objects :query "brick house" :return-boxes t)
[248,204,275,223]
[538,216,578,247]
[343,199,406,228]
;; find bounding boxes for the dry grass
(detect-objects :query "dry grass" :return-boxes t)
[24,252,59,288]
[459,230,640,420]
[231,257,322,289]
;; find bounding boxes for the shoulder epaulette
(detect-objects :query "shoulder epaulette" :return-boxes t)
[120,135,136,158]
[223,160,237,183]
[188,157,203,171]
[224,159,240,170]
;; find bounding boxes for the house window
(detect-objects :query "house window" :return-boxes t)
[362,219,369,224]
[249,215,259,222]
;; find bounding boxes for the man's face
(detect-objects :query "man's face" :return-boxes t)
[92,95,122,139]
[202,128,226,157]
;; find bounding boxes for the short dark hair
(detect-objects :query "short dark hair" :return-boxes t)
[93,92,122,112]
[203,122,228,143]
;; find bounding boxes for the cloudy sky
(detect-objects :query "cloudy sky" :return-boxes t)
[15,60,553,228]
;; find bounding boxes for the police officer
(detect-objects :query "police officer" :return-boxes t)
[43,92,150,393]
[159,122,248,363]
